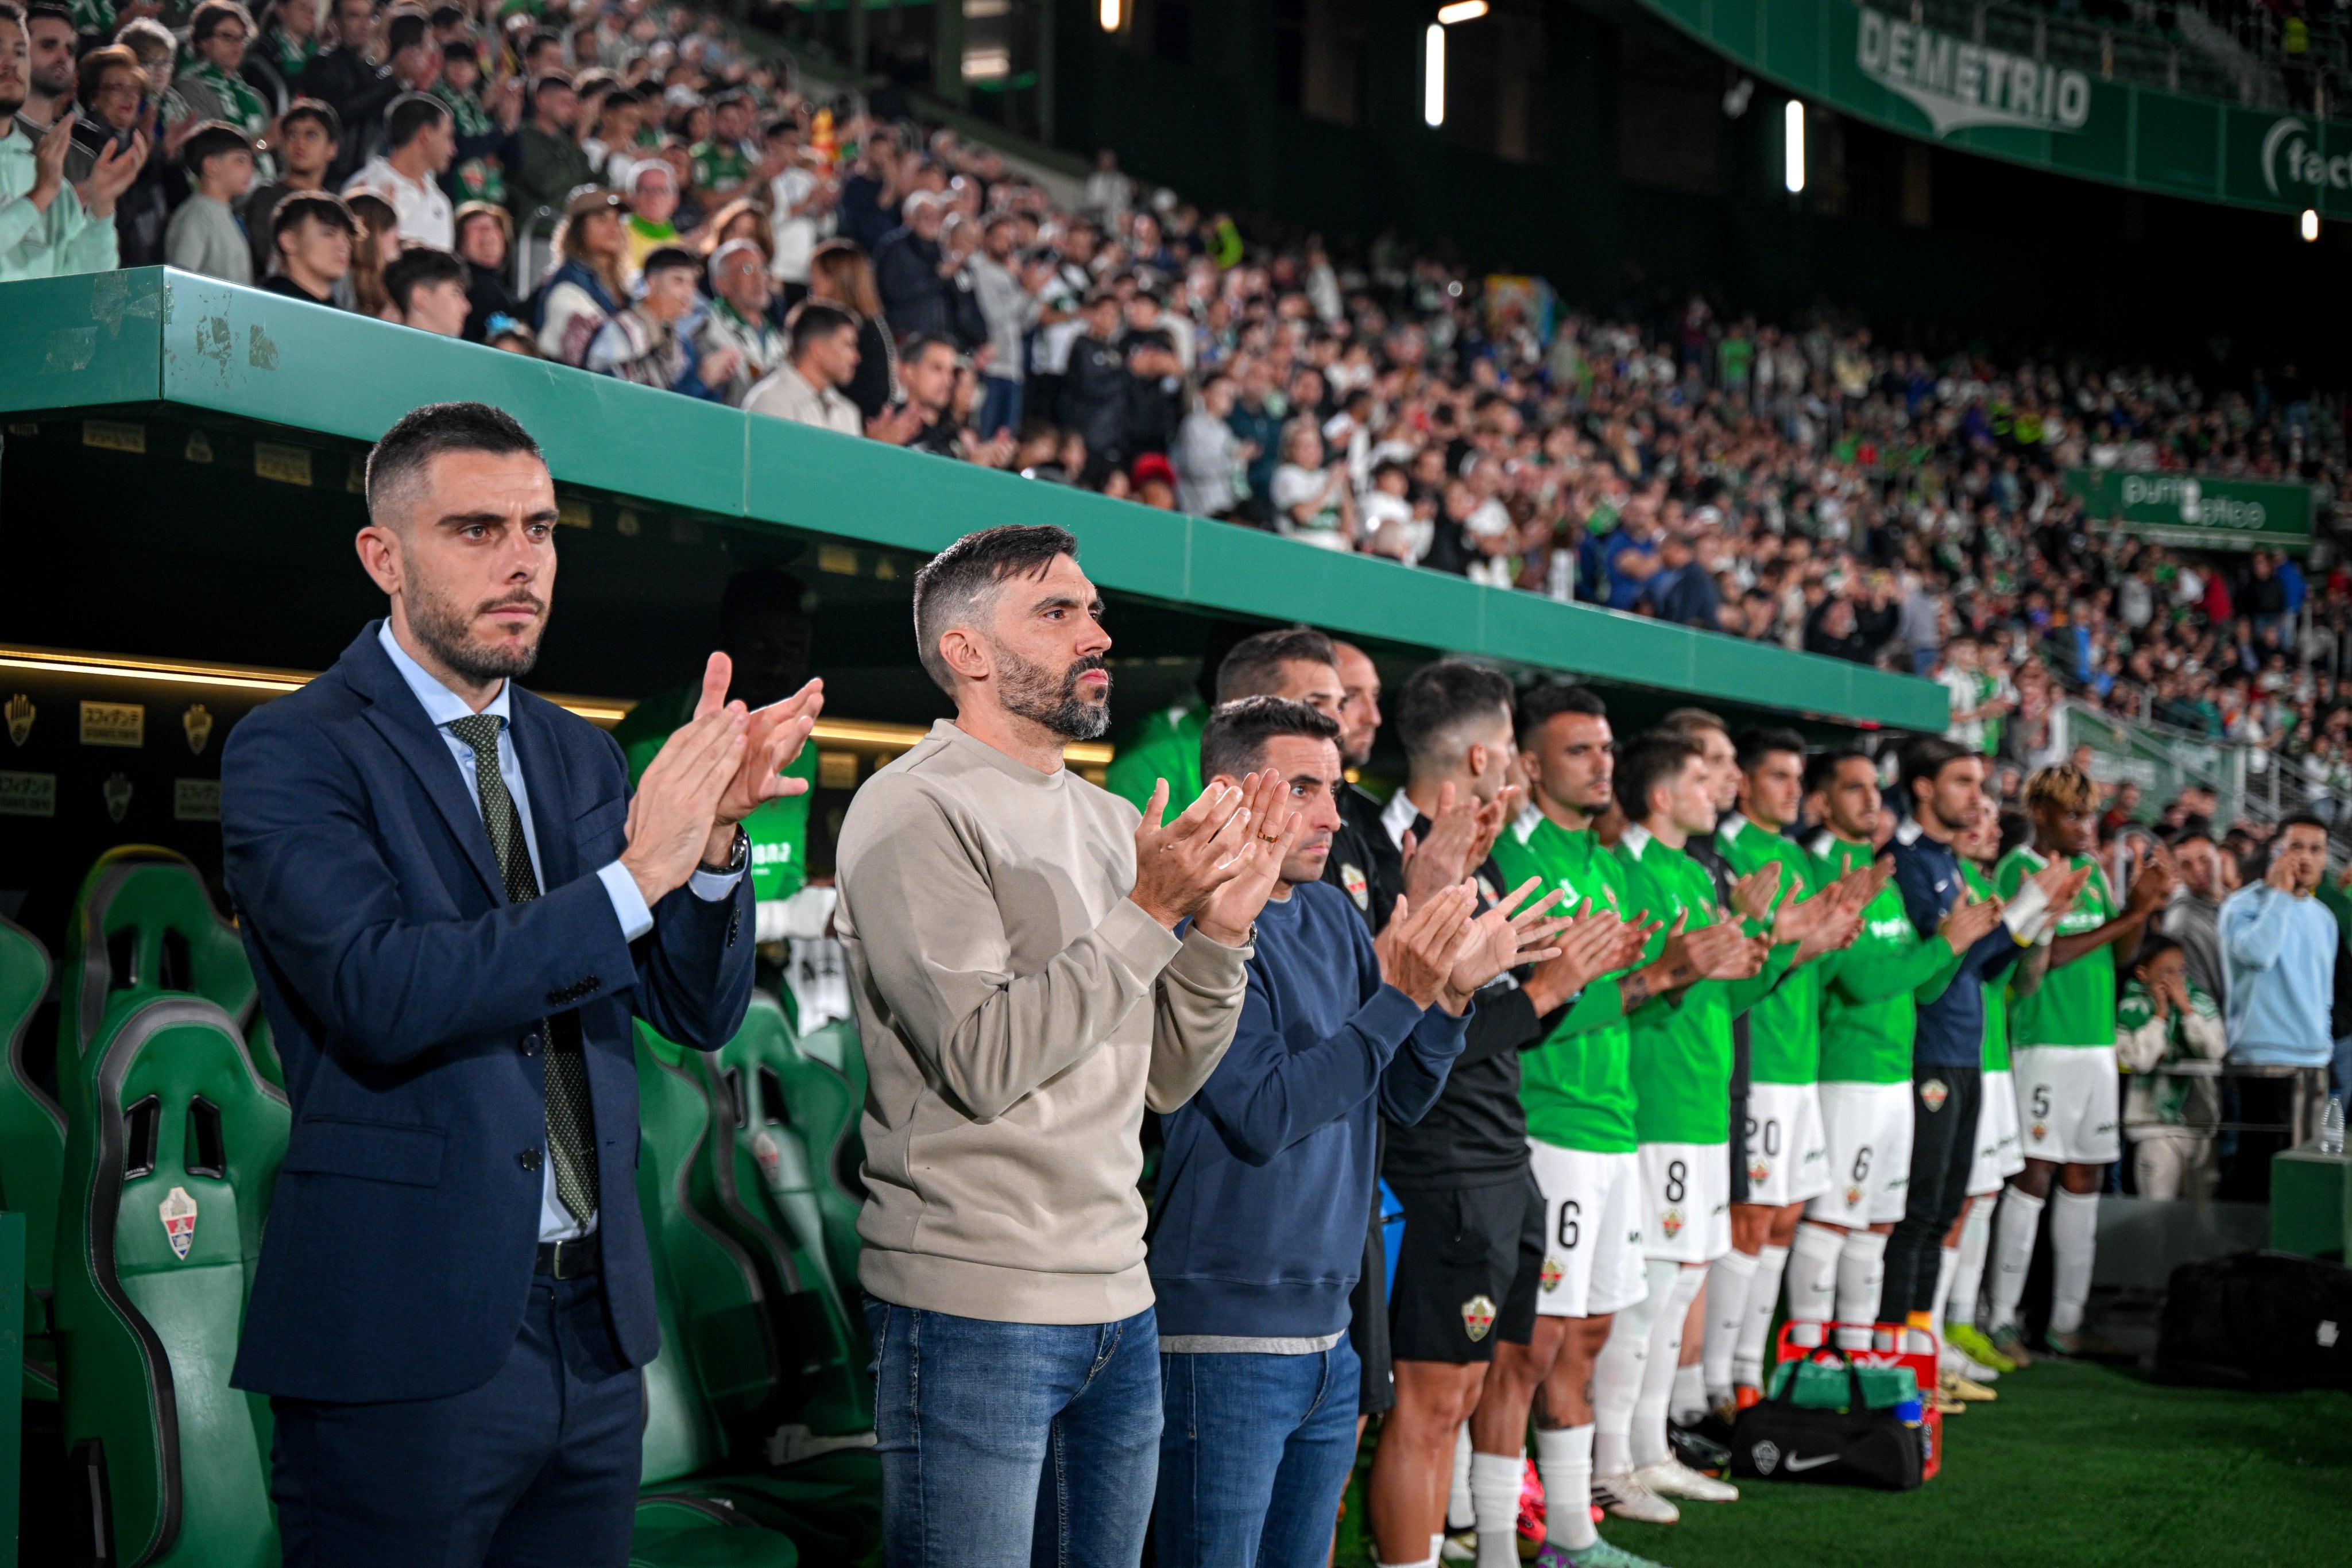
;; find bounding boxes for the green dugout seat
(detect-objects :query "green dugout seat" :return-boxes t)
[60,847,279,1107]
[1,914,64,1400]
[783,1016,868,1306]
[691,992,872,1434]
[636,1027,879,1566]
[53,992,287,1567]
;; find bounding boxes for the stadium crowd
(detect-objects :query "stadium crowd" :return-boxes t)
[7,0,2352,790]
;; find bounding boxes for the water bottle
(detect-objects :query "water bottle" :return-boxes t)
[2323,1095,2345,1157]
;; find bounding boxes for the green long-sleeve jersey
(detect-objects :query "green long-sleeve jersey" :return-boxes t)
[1616,826,1792,1145]
[1808,830,1966,1084]
[1491,806,1642,1153]
[1716,814,1826,1086]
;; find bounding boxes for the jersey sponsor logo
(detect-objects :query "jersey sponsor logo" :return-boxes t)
[1920,1078,1949,1113]
[1867,917,1910,940]
[1341,863,1370,911]
[1461,1294,1497,1341]
[1540,1255,1565,1292]
[160,1185,198,1261]
[1659,1207,1685,1240]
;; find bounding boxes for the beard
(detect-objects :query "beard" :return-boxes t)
[998,645,1111,741]
[408,572,547,684]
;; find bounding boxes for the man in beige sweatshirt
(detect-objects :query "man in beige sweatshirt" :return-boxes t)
[835,523,1298,1568]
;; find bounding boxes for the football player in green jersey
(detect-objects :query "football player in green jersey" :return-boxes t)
[1469,684,1744,1566]
[1698,727,1869,1415]
[1984,764,2173,1360]
[1593,733,1855,1520]
[1790,750,1999,1353]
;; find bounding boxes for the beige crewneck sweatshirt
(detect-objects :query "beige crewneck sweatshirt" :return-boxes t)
[834,718,1251,1324]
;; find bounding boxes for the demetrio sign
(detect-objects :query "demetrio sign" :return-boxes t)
[1635,0,2352,216]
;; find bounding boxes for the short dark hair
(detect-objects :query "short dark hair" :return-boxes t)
[384,6,428,54]
[1200,696,1340,783]
[787,300,857,358]
[900,331,958,366]
[278,95,343,142]
[640,244,699,280]
[21,0,67,25]
[1736,726,1808,776]
[383,246,465,313]
[365,402,543,521]
[2277,811,2330,839]
[2132,934,2183,973]
[531,69,574,99]
[910,525,1078,695]
[1805,746,1871,798]
[1394,661,1512,769]
[1899,735,1977,804]
[1614,731,1706,823]
[1214,626,1336,704]
[1514,680,1606,742]
[272,190,357,247]
[384,90,449,149]
[427,1,465,25]
[440,36,477,62]
[180,121,254,180]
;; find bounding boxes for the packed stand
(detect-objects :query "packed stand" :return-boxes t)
[9,0,2352,800]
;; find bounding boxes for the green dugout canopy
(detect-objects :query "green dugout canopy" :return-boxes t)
[0,269,1943,734]
[1638,0,2352,218]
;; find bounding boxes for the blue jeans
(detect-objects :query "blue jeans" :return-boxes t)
[1155,1339,1361,1568]
[864,1297,1160,1568]
[978,375,1024,440]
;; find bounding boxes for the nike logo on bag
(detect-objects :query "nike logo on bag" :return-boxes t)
[1782,1454,1839,1472]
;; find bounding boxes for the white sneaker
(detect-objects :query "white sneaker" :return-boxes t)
[1939,1344,1999,1384]
[1633,1457,1739,1503]
[1590,1469,1680,1525]
[1440,1532,1476,1563]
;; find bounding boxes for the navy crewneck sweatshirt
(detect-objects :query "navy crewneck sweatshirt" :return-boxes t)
[1150,880,1468,1344]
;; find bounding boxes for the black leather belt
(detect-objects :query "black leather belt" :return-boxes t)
[535,1233,601,1280]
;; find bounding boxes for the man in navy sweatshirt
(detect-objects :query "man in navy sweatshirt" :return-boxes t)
[1881,738,2076,1356]
[1149,697,1595,1568]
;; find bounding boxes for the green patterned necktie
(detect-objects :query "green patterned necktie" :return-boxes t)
[448,713,598,1224]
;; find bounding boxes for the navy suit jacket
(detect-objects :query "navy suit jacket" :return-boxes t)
[222,623,756,1403]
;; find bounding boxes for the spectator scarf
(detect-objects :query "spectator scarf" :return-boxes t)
[176,60,269,140]
[268,29,318,79]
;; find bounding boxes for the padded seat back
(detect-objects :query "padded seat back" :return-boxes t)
[0,916,64,1303]
[54,992,288,1568]
[636,1024,781,1487]
[770,1017,868,1307]
[690,993,872,1435]
[60,847,278,1104]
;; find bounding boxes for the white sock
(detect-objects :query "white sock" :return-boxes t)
[1948,1202,1991,1329]
[1379,1559,1436,1568]
[1470,1452,1524,1568]
[1593,1261,1666,1476]
[1832,1230,1888,1351]
[1701,1249,1759,1403]
[1929,1245,1960,1333]
[1430,1535,1444,1565]
[1735,1243,1788,1389]
[1631,1265,1703,1469]
[1534,1426,1597,1552]
[1785,1223,1844,1342]
[2049,1187,2100,1335]
[1986,1186,2044,1333]
[1446,1424,1473,1531]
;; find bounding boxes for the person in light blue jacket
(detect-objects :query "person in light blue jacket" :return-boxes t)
[2221,815,2337,1081]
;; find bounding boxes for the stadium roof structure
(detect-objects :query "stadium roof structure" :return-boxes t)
[1,268,1944,733]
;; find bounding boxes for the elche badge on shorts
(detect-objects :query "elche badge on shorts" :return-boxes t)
[1460,1294,1496,1342]
[1539,1255,1564,1293]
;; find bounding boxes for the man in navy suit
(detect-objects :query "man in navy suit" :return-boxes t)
[221,401,822,1566]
